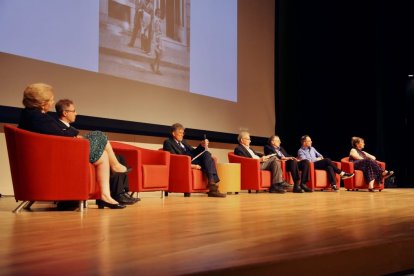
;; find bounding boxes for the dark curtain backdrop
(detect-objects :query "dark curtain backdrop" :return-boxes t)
[276,1,414,187]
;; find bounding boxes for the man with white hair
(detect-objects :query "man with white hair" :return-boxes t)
[234,131,289,194]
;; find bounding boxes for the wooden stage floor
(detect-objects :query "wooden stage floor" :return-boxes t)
[1,188,414,275]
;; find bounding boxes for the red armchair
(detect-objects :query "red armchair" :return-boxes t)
[4,125,98,212]
[165,152,219,197]
[228,152,271,192]
[111,142,170,197]
[341,157,385,191]
[307,161,341,191]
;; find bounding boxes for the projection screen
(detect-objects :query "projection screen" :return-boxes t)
[0,0,275,138]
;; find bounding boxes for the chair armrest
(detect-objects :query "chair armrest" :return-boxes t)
[332,160,341,170]
[340,159,354,173]
[169,154,192,185]
[139,146,170,166]
[228,153,261,185]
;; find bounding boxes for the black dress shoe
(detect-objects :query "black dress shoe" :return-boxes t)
[300,183,313,192]
[125,192,141,202]
[293,186,304,193]
[279,181,291,190]
[96,199,126,209]
[331,185,339,191]
[269,186,286,194]
[113,193,138,205]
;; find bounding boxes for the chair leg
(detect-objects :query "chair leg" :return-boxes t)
[164,191,169,197]
[78,201,84,212]
[184,192,191,197]
[13,201,30,213]
[24,201,35,210]
[161,191,164,199]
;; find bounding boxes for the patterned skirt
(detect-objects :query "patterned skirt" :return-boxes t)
[83,131,108,163]
[353,159,384,183]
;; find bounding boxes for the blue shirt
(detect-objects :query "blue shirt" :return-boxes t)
[298,146,323,162]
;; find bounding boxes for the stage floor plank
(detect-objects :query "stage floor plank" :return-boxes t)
[1,188,414,275]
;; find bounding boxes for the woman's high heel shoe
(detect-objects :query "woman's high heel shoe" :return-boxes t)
[111,167,132,176]
[96,199,126,209]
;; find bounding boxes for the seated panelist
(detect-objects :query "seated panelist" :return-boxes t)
[163,123,226,198]
[264,135,312,193]
[234,131,289,194]
[18,83,128,209]
[298,135,354,191]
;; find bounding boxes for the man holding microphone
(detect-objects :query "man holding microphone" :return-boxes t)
[163,123,226,197]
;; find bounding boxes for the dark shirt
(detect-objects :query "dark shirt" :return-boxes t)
[55,119,80,137]
[264,145,292,158]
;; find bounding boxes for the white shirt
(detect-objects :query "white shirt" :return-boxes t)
[242,144,260,159]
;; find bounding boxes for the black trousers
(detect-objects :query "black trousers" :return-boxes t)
[313,158,341,186]
[110,155,130,196]
[192,151,219,183]
[286,159,310,184]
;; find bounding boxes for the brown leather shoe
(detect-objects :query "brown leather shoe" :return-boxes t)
[207,191,227,197]
[207,183,227,197]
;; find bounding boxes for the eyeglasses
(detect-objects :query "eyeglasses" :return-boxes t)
[65,110,76,113]
[243,137,251,141]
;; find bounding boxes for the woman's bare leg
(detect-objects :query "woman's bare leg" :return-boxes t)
[94,151,119,204]
[368,179,375,189]
[104,142,127,173]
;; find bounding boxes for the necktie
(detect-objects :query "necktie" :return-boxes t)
[179,142,186,152]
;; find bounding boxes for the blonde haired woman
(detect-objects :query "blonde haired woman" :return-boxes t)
[18,83,127,209]
[349,136,394,192]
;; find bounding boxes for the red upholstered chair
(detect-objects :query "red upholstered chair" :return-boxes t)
[307,160,341,191]
[282,160,299,185]
[111,142,170,197]
[4,125,98,212]
[164,153,214,197]
[228,152,271,192]
[341,157,385,191]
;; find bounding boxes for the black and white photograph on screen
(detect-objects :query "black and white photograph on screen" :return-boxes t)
[99,0,190,91]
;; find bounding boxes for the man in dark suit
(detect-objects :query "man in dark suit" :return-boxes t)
[55,99,138,205]
[264,135,312,193]
[234,131,289,194]
[163,123,226,197]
